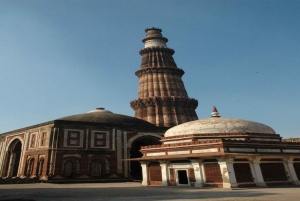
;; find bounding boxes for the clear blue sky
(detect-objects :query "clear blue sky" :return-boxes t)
[1,0,299,138]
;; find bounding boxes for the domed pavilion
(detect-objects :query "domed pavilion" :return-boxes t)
[134,107,300,188]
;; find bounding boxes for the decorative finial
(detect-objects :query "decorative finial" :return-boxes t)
[211,106,220,117]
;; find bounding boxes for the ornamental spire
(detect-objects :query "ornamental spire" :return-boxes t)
[211,106,220,117]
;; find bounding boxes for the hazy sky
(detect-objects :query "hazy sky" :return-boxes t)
[1,0,299,138]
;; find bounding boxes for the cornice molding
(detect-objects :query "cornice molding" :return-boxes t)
[135,67,184,77]
[130,96,198,109]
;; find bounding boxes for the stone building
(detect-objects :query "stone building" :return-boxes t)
[130,28,198,127]
[133,107,300,188]
[0,108,166,182]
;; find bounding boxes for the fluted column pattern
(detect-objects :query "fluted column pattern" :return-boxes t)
[130,28,198,127]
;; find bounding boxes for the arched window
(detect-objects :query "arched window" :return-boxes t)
[25,158,35,177]
[37,158,44,176]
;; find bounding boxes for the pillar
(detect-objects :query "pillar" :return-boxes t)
[283,158,300,185]
[218,158,237,188]
[249,157,266,187]
[190,159,204,187]
[141,162,149,186]
[159,160,169,186]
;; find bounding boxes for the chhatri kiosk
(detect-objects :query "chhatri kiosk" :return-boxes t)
[134,107,300,188]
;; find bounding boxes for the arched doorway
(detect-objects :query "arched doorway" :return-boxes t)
[63,158,80,178]
[129,135,161,180]
[64,160,73,177]
[2,139,22,177]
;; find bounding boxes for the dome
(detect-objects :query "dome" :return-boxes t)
[56,108,155,127]
[165,118,276,137]
[165,107,276,137]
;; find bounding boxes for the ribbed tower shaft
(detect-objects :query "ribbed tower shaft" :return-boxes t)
[130,28,198,127]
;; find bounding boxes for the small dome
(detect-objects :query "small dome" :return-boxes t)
[164,117,276,137]
[56,108,155,127]
[87,107,112,113]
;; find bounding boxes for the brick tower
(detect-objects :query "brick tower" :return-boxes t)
[130,28,198,127]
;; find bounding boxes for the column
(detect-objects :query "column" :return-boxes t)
[123,132,128,177]
[283,158,300,185]
[7,152,15,177]
[218,158,237,188]
[190,159,203,187]
[141,162,149,186]
[116,130,122,174]
[159,160,169,186]
[249,157,266,187]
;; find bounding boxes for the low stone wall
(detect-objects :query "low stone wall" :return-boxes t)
[0,177,39,184]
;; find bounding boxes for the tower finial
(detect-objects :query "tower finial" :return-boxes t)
[142,27,168,48]
[211,106,220,117]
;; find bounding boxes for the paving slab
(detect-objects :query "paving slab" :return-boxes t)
[0,182,299,201]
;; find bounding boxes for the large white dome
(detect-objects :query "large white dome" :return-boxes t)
[164,117,276,137]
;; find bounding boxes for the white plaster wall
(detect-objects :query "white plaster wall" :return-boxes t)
[146,152,165,156]
[168,150,189,155]
[192,148,218,153]
[145,39,167,48]
[164,139,192,144]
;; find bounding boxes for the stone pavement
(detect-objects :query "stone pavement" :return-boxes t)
[0,182,299,201]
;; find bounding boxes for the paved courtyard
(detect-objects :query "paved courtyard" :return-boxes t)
[0,182,299,201]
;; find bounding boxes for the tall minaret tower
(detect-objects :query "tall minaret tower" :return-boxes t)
[130,28,198,127]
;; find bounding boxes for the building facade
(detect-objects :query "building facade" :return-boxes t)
[0,108,166,183]
[130,28,198,127]
[135,107,300,188]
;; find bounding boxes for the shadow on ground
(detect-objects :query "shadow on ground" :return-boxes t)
[0,183,287,201]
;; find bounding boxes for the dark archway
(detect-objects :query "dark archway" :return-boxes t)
[2,139,22,177]
[12,141,22,177]
[129,135,161,180]
[63,158,80,178]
